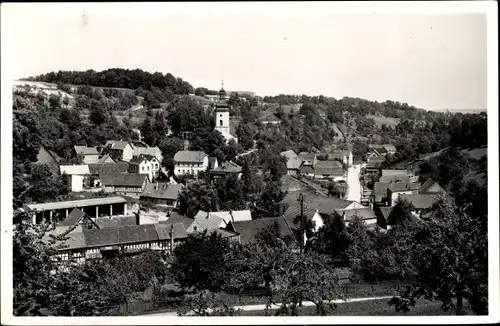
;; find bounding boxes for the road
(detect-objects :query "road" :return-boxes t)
[346,164,362,203]
[143,296,393,316]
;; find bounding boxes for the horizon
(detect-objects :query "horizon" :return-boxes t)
[3,3,489,112]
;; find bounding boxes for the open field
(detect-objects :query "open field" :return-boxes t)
[461,146,487,160]
[367,114,400,128]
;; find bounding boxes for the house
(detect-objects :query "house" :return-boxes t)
[298,152,317,167]
[259,111,281,125]
[173,151,209,176]
[372,182,390,206]
[327,150,353,167]
[60,165,91,192]
[313,160,345,181]
[365,161,382,174]
[225,216,294,244]
[300,165,315,178]
[379,169,409,183]
[283,202,324,232]
[128,155,160,181]
[281,192,362,217]
[100,173,148,198]
[43,219,189,262]
[368,144,397,156]
[97,154,115,164]
[419,178,445,194]
[104,140,134,162]
[87,162,129,187]
[140,182,184,208]
[377,206,393,230]
[36,146,61,175]
[74,146,99,164]
[281,150,301,175]
[194,210,252,229]
[335,208,378,229]
[132,144,163,162]
[210,161,242,179]
[161,212,205,233]
[399,194,443,217]
[387,182,421,206]
[208,157,219,170]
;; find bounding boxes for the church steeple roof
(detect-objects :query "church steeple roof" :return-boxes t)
[216,80,229,112]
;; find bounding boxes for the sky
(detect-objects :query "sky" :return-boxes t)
[1,2,491,111]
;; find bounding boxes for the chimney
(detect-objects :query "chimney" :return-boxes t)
[135,212,140,225]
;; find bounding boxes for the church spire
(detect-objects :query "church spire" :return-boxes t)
[219,80,226,100]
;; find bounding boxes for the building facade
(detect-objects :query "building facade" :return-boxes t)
[173,151,209,176]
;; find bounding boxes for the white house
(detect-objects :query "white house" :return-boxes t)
[128,156,153,182]
[195,210,253,229]
[104,140,134,162]
[327,150,353,167]
[60,165,91,192]
[132,144,163,162]
[174,151,209,176]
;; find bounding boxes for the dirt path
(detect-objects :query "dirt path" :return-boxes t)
[346,164,362,203]
[144,296,394,316]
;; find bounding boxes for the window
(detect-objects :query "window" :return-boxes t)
[155,163,158,169]
[147,166,150,171]
[220,120,223,126]
[193,226,198,232]
[141,166,145,172]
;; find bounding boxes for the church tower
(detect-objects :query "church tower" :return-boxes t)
[214,81,231,142]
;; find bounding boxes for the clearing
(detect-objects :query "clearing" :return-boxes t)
[367,114,400,128]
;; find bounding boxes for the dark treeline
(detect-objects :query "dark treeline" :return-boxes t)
[27,68,194,95]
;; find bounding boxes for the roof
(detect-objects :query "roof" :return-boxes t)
[373,182,390,195]
[399,194,441,210]
[25,196,127,212]
[419,178,445,194]
[228,216,293,244]
[382,169,407,177]
[83,224,159,247]
[379,207,392,221]
[195,210,252,226]
[36,146,60,169]
[74,145,99,156]
[316,160,342,169]
[60,165,90,175]
[155,222,188,240]
[367,156,386,163]
[300,165,315,174]
[129,156,147,165]
[140,183,183,200]
[194,211,225,230]
[314,167,344,176]
[298,152,316,161]
[174,151,208,163]
[327,151,351,160]
[336,208,377,222]
[59,208,86,227]
[161,212,196,231]
[281,150,298,160]
[375,147,388,154]
[286,157,302,170]
[105,140,131,150]
[97,154,115,164]
[209,228,240,239]
[380,175,410,184]
[88,162,130,175]
[287,193,353,215]
[283,203,319,229]
[95,215,137,228]
[133,146,162,158]
[100,173,148,187]
[388,182,420,193]
[212,161,242,174]
[44,228,87,251]
[366,161,382,169]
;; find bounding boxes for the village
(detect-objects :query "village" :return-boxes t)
[21,85,450,265]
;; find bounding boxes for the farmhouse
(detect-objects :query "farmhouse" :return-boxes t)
[104,140,134,161]
[100,173,148,197]
[225,216,294,244]
[210,161,242,179]
[60,165,90,192]
[174,151,209,176]
[140,182,183,208]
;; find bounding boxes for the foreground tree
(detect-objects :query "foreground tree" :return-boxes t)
[389,199,488,315]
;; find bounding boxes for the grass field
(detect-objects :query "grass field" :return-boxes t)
[367,114,400,128]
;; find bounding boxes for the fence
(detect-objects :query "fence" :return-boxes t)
[107,279,412,316]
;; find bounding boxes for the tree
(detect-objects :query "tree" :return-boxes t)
[387,197,416,226]
[390,198,488,315]
[177,181,218,218]
[89,103,107,125]
[213,175,246,211]
[177,291,242,316]
[158,137,184,172]
[171,231,231,292]
[27,164,69,203]
[140,116,156,146]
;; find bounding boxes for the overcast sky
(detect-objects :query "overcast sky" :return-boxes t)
[2,3,490,111]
